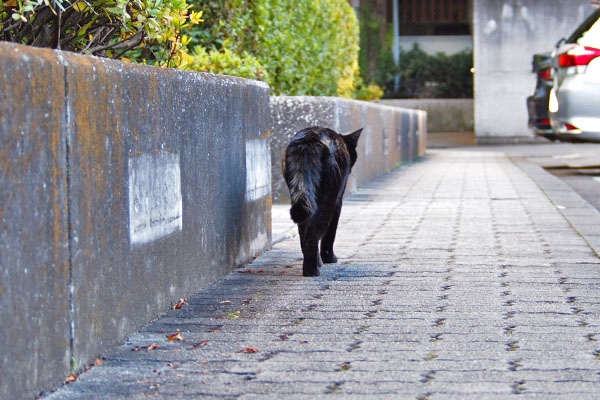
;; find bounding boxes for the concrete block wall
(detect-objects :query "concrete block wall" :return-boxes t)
[379,99,473,133]
[270,96,427,203]
[0,42,271,400]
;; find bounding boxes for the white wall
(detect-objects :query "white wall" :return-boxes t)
[397,35,472,55]
[473,0,595,141]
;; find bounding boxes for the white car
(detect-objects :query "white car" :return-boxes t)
[549,8,600,142]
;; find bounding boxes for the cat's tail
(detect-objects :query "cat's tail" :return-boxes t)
[283,132,328,224]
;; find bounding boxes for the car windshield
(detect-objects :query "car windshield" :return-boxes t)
[568,9,600,47]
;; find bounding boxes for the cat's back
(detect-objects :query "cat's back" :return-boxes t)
[287,127,345,157]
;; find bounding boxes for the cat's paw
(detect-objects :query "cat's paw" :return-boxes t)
[302,267,320,277]
[320,251,338,264]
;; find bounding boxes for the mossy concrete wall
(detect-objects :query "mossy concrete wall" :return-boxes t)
[380,99,473,133]
[0,42,271,399]
[270,96,427,203]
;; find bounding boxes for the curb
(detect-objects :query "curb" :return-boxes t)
[513,157,600,258]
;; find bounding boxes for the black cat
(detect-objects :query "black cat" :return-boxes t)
[282,126,362,276]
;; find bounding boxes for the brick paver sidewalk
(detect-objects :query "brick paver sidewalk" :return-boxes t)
[46,149,600,399]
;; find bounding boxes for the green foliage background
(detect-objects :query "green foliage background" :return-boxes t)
[0,0,201,67]
[395,44,473,99]
[1,0,376,98]
[185,0,368,98]
[357,5,397,98]
[357,6,472,99]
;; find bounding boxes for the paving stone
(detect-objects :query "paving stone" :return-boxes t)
[43,150,600,399]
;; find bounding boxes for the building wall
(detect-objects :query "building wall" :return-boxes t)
[473,0,595,141]
[398,35,472,54]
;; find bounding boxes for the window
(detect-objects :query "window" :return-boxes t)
[397,0,471,36]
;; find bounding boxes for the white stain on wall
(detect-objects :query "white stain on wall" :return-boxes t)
[245,138,271,202]
[128,151,182,246]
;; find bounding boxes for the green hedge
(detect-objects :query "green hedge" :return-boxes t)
[185,0,374,98]
[0,0,200,67]
[1,0,376,98]
[395,44,473,99]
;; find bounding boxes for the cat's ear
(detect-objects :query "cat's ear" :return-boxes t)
[343,128,362,149]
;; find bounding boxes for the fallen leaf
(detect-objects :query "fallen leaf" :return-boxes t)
[192,341,209,348]
[172,298,188,310]
[93,358,103,366]
[238,269,255,274]
[167,363,176,368]
[236,347,259,353]
[227,311,240,319]
[257,270,265,273]
[132,346,142,352]
[275,333,292,342]
[65,373,79,383]
[167,332,183,342]
[199,361,208,364]
[147,343,160,351]
[219,300,232,304]
[241,298,256,305]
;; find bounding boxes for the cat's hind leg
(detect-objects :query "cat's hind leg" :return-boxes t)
[299,224,321,277]
[320,203,341,264]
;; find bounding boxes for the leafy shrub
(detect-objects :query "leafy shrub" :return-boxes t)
[1,0,374,99]
[185,0,369,98]
[187,45,267,81]
[395,44,473,99]
[0,0,201,67]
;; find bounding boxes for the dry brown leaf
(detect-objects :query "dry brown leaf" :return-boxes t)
[65,373,79,384]
[93,358,103,366]
[237,347,259,353]
[172,298,188,310]
[167,332,183,342]
[147,343,160,351]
